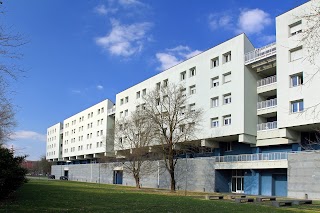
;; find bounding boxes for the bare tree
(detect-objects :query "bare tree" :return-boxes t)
[142,83,203,191]
[0,6,26,145]
[299,0,320,69]
[296,0,320,118]
[114,109,157,188]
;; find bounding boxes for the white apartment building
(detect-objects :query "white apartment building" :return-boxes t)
[48,0,320,198]
[46,99,115,162]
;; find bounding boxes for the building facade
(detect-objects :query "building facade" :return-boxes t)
[48,1,320,199]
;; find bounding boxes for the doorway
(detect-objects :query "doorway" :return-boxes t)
[113,170,123,184]
[231,170,244,193]
[64,170,69,177]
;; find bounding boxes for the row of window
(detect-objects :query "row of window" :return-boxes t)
[47,143,56,149]
[211,93,232,107]
[47,128,57,135]
[47,151,56,156]
[210,51,232,69]
[47,136,57,142]
[119,109,129,118]
[118,52,232,107]
[211,115,232,128]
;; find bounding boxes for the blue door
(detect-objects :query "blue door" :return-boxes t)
[272,174,287,197]
[113,170,123,184]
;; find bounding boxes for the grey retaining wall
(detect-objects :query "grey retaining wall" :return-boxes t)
[52,157,216,192]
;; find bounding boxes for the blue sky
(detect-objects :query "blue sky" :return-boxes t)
[2,0,307,160]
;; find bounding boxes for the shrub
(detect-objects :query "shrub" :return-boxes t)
[0,146,28,200]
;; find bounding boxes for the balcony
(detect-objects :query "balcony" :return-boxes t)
[257,121,277,131]
[215,152,287,163]
[245,42,276,65]
[107,107,116,116]
[214,152,288,169]
[257,98,277,110]
[257,75,277,87]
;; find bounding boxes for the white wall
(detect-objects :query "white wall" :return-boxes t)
[276,0,320,129]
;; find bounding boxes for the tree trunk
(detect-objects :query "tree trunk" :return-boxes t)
[169,157,175,191]
[134,174,140,189]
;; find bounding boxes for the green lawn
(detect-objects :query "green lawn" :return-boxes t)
[0,180,319,213]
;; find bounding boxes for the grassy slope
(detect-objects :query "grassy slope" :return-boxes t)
[0,180,319,213]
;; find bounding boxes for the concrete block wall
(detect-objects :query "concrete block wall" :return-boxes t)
[52,157,216,192]
[288,152,320,199]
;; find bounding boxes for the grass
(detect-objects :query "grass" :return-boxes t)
[0,179,319,213]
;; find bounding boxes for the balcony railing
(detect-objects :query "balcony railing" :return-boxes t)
[245,42,276,65]
[257,98,277,110]
[257,121,277,131]
[257,75,277,87]
[107,107,116,115]
[215,152,288,163]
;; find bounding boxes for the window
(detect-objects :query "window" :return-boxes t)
[124,109,128,117]
[120,99,124,105]
[156,98,160,106]
[136,91,140,99]
[180,106,186,115]
[223,115,231,126]
[163,79,168,87]
[101,108,104,113]
[100,130,103,135]
[189,67,196,77]
[97,131,100,136]
[211,76,219,88]
[142,89,147,96]
[290,46,302,61]
[120,111,123,118]
[223,51,231,63]
[291,100,304,113]
[290,72,303,87]
[223,93,231,104]
[289,20,302,36]
[211,117,219,128]
[156,82,161,90]
[223,72,231,83]
[211,57,219,68]
[189,103,195,112]
[98,109,101,114]
[211,97,219,108]
[180,125,185,133]
[181,88,186,97]
[180,71,186,81]
[125,96,129,103]
[225,142,232,152]
[189,85,196,95]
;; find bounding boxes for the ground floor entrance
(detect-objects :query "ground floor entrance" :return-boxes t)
[231,170,244,193]
[215,169,287,196]
[113,170,123,184]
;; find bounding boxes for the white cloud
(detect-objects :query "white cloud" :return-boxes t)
[156,53,181,71]
[156,45,202,71]
[208,14,233,31]
[118,0,143,6]
[236,9,272,35]
[96,85,104,90]
[11,130,46,142]
[95,19,152,57]
[94,4,118,15]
